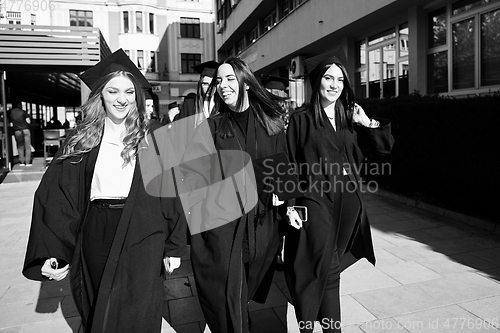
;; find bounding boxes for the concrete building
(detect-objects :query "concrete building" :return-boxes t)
[214,0,500,106]
[0,0,217,117]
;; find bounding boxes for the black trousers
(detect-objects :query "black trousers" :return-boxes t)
[317,179,361,332]
[82,199,125,296]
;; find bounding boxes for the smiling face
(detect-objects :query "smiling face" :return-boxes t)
[319,64,344,108]
[102,75,136,124]
[216,63,248,111]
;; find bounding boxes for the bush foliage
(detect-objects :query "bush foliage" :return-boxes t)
[357,92,500,222]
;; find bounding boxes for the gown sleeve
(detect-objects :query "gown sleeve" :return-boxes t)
[22,149,84,281]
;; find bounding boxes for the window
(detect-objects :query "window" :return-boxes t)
[136,12,143,32]
[181,53,201,73]
[249,26,258,43]
[428,7,446,48]
[124,50,130,57]
[264,11,277,31]
[149,51,157,72]
[70,10,93,27]
[149,13,155,34]
[356,23,409,99]
[452,0,500,15]
[236,39,245,54]
[137,50,144,69]
[180,17,201,38]
[283,0,290,16]
[427,2,500,94]
[124,11,129,33]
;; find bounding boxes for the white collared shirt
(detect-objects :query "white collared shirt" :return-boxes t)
[90,119,135,200]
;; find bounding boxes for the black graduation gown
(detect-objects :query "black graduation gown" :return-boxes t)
[284,108,394,330]
[187,109,286,333]
[22,137,187,333]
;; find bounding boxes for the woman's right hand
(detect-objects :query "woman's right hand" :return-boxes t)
[287,207,303,229]
[41,258,70,281]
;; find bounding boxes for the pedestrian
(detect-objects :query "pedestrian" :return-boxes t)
[284,49,394,332]
[9,102,32,166]
[177,60,218,126]
[22,49,187,333]
[187,56,294,333]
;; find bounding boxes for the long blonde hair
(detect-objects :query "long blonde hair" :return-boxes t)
[59,71,147,165]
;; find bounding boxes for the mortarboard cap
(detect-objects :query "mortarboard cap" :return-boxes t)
[79,48,152,92]
[145,89,154,100]
[305,47,348,85]
[168,102,179,110]
[192,60,219,78]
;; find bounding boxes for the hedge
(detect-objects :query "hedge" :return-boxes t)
[357,92,500,223]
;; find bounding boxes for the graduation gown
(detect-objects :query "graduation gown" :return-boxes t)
[284,108,394,330]
[187,109,286,333]
[22,137,187,333]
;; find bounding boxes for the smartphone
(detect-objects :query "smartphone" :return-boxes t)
[293,205,308,222]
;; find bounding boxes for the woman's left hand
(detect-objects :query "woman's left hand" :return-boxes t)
[163,257,181,275]
[353,103,380,128]
[352,103,371,127]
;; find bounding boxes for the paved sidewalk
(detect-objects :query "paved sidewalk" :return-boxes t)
[1,167,500,332]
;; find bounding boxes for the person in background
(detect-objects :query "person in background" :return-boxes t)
[177,60,219,126]
[284,49,394,332]
[263,75,293,130]
[22,49,186,333]
[9,102,32,167]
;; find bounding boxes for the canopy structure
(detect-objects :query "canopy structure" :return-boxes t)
[0,23,111,172]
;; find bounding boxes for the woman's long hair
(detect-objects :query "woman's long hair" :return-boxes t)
[211,57,286,138]
[309,61,355,130]
[59,71,147,165]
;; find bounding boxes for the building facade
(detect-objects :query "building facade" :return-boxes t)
[0,0,216,116]
[214,0,500,106]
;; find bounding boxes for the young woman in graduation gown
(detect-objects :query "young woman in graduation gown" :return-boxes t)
[284,54,394,332]
[22,49,186,333]
[187,57,291,333]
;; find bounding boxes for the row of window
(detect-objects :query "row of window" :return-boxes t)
[123,11,155,34]
[229,0,308,55]
[427,0,500,94]
[124,50,158,73]
[354,0,500,98]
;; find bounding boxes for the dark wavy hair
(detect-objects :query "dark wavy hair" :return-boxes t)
[309,61,355,130]
[59,71,147,165]
[210,56,286,138]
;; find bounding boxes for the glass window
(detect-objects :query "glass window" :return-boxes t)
[399,24,409,57]
[368,49,381,98]
[355,70,367,99]
[283,0,290,16]
[398,60,409,96]
[124,11,129,33]
[181,17,201,38]
[452,18,475,89]
[149,51,157,72]
[137,50,144,69]
[383,43,396,98]
[249,26,258,43]
[356,40,366,67]
[264,11,277,31]
[453,0,500,15]
[149,13,155,34]
[70,10,93,27]
[136,12,143,32]
[481,8,500,86]
[428,51,448,93]
[181,53,201,73]
[368,28,396,46]
[429,7,447,48]
[236,39,245,54]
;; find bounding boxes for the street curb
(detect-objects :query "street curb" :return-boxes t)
[366,184,500,235]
